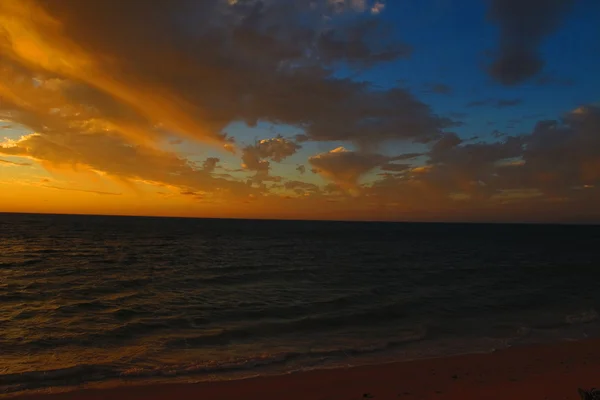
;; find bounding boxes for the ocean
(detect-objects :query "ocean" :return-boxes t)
[1,213,600,396]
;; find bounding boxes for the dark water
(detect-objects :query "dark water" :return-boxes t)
[1,213,600,395]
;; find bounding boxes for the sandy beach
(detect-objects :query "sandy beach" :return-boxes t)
[10,338,600,400]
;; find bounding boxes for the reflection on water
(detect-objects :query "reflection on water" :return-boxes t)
[1,213,600,394]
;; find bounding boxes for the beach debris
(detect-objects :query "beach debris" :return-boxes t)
[363,393,374,398]
[578,387,600,400]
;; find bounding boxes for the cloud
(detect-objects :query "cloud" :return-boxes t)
[423,83,452,95]
[0,0,456,221]
[414,132,525,202]
[296,86,453,146]
[179,189,205,201]
[223,143,236,154]
[42,185,122,196]
[390,152,423,160]
[317,18,411,65]
[0,0,423,153]
[202,157,220,173]
[328,0,367,13]
[294,134,309,143]
[487,0,575,85]
[239,135,301,187]
[466,98,523,108]
[361,105,600,220]
[0,2,224,145]
[0,0,443,198]
[380,163,411,172]
[429,135,524,169]
[328,0,385,15]
[284,180,321,195]
[431,132,463,154]
[0,0,423,198]
[1,0,597,222]
[309,146,389,187]
[0,132,255,198]
[517,105,600,194]
[0,158,31,166]
[253,137,300,163]
[241,136,300,173]
[370,1,385,15]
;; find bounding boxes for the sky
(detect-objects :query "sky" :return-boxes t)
[0,0,599,223]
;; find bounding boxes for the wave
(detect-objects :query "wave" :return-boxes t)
[0,292,39,303]
[186,267,322,286]
[205,292,373,322]
[166,304,412,348]
[565,309,598,325]
[5,301,599,355]
[3,299,412,351]
[7,318,206,350]
[54,300,114,314]
[524,308,600,330]
[0,337,427,394]
[0,258,43,269]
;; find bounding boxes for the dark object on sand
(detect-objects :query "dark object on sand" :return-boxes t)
[578,388,600,400]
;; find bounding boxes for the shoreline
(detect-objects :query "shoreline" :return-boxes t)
[9,337,600,400]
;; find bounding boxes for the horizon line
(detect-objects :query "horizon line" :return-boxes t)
[1,211,598,226]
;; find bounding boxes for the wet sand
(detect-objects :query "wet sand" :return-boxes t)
[12,338,600,400]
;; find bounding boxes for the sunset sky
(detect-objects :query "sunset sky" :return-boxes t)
[1,0,599,222]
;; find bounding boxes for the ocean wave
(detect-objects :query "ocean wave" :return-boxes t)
[54,301,113,314]
[190,267,321,286]
[0,258,44,268]
[34,249,63,254]
[204,293,370,322]
[166,305,416,348]
[6,317,210,350]
[3,215,600,396]
[565,309,598,325]
[0,292,37,303]
[3,300,413,351]
[0,338,427,394]
[198,263,320,277]
[526,309,600,330]
[0,364,115,394]
[82,278,154,293]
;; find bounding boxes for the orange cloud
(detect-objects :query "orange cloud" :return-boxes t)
[0,0,223,146]
[0,158,30,166]
[309,147,387,188]
[0,0,599,223]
